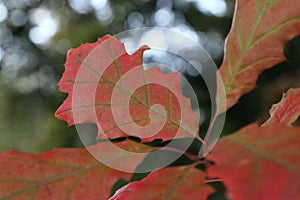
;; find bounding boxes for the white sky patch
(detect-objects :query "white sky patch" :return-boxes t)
[0,47,4,62]
[128,12,144,28]
[29,8,60,45]
[90,0,107,10]
[10,9,28,27]
[187,0,227,17]
[170,24,200,45]
[0,3,8,23]
[199,31,224,59]
[68,0,91,14]
[154,7,174,27]
[68,0,111,24]
[139,29,168,49]
[95,4,113,25]
[120,27,201,76]
[120,38,135,54]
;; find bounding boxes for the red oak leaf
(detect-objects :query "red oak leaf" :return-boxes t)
[219,0,300,110]
[55,35,199,142]
[207,124,300,199]
[0,140,152,199]
[264,88,300,126]
[110,165,214,200]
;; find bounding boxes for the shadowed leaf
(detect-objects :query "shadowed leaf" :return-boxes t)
[110,165,214,200]
[207,124,300,199]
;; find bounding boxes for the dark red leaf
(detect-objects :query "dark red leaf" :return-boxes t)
[207,124,300,199]
[110,165,214,200]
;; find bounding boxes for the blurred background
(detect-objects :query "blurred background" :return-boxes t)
[0,0,299,153]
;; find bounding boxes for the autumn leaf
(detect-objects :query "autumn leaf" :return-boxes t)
[55,35,199,142]
[263,88,300,126]
[109,165,214,200]
[207,124,300,199]
[220,0,300,110]
[0,140,152,199]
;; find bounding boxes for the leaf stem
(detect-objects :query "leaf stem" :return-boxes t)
[205,178,223,183]
[199,113,218,157]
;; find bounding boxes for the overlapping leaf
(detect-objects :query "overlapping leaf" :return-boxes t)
[109,165,214,200]
[264,88,300,126]
[55,35,199,142]
[220,0,300,109]
[0,140,152,199]
[207,124,300,199]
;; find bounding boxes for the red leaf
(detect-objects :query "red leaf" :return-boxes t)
[220,0,300,109]
[109,165,214,200]
[55,35,199,142]
[0,140,152,199]
[207,124,300,199]
[264,88,300,126]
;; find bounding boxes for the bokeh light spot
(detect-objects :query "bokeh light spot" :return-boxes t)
[154,8,174,26]
[29,8,60,45]
[0,3,8,23]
